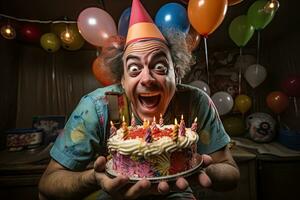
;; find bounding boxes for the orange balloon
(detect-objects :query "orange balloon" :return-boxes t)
[228,0,243,6]
[186,27,201,52]
[92,57,118,86]
[188,0,228,36]
[266,91,289,114]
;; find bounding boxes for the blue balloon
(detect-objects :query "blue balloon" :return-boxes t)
[155,3,190,34]
[118,7,131,37]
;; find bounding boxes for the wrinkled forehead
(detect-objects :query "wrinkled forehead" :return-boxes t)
[123,40,170,60]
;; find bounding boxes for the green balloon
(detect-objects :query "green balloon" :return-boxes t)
[40,33,61,53]
[223,116,245,136]
[247,0,275,30]
[229,15,255,47]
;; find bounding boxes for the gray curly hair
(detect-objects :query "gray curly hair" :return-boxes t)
[99,29,195,82]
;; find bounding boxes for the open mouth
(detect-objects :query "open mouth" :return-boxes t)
[138,93,161,109]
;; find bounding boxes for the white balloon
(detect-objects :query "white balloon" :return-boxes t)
[211,91,234,116]
[188,80,211,96]
[244,64,267,88]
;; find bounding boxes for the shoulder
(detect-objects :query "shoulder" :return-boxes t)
[81,84,124,103]
[176,84,210,102]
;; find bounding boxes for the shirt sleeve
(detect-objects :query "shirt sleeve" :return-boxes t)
[193,90,230,155]
[50,95,104,171]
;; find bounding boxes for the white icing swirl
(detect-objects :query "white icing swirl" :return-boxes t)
[107,125,199,157]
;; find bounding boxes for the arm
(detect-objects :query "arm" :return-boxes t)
[200,145,240,191]
[38,159,98,200]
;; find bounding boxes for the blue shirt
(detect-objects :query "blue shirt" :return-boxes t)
[50,84,230,170]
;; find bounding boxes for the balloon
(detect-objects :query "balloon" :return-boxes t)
[188,80,210,96]
[235,94,252,114]
[40,33,61,53]
[266,91,289,114]
[244,64,267,88]
[77,7,117,47]
[247,0,275,30]
[211,91,234,116]
[20,24,42,43]
[280,75,300,97]
[228,0,244,6]
[92,57,118,86]
[118,7,131,37]
[155,3,190,33]
[229,15,255,47]
[222,116,245,136]
[246,112,276,142]
[188,0,228,36]
[186,27,201,52]
[61,24,85,51]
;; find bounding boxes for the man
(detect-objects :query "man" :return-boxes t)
[38,0,239,199]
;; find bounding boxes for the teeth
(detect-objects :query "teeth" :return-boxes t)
[139,92,160,97]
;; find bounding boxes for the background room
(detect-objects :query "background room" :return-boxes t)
[0,0,299,199]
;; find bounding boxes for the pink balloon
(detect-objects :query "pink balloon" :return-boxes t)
[77,7,117,47]
[280,75,300,97]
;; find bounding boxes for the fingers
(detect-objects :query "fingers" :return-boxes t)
[123,179,151,199]
[198,170,212,188]
[94,156,107,172]
[158,181,170,194]
[175,177,189,191]
[202,154,213,167]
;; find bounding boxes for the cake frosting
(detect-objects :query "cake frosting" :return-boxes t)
[107,118,200,178]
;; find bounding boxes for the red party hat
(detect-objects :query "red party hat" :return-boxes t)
[125,0,166,47]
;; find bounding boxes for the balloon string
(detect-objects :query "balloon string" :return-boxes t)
[277,114,281,127]
[204,37,209,85]
[239,47,243,95]
[256,30,261,64]
[294,97,298,116]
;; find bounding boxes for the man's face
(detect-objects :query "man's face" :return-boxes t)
[122,40,176,121]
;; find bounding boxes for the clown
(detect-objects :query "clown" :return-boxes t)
[39,0,239,199]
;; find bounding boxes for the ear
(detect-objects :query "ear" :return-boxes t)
[174,66,181,84]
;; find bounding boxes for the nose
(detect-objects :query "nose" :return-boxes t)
[140,68,155,87]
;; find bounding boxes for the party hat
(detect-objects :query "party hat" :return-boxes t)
[125,0,166,47]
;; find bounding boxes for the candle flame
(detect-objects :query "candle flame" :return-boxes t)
[110,121,114,126]
[181,114,184,120]
[194,117,198,123]
[175,118,178,125]
[122,115,125,122]
[153,116,156,123]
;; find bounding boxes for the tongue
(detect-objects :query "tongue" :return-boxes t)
[140,96,160,108]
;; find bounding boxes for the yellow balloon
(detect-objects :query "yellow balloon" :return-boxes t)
[40,33,61,52]
[52,23,85,51]
[235,94,252,114]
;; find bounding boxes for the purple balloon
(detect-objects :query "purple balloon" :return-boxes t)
[77,7,117,46]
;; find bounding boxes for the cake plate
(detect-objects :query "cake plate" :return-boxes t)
[105,157,204,183]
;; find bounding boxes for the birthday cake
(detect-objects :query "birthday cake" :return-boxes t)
[107,116,200,178]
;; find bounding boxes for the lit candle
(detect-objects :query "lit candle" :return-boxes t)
[179,115,186,136]
[143,118,149,128]
[191,117,198,132]
[110,121,117,136]
[159,113,164,127]
[172,118,179,142]
[151,116,157,128]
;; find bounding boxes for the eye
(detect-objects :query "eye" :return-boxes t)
[128,64,141,76]
[153,63,168,74]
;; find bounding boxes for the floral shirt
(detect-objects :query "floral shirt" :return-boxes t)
[50,84,230,170]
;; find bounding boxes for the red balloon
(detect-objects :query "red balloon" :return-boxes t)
[266,91,289,114]
[92,57,117,86]
[280,75,300,97]
[20,24,42,43]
